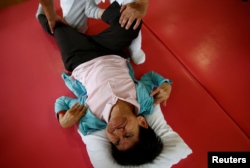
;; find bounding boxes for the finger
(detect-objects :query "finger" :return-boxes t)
[154,97,165,105]
[82,105,88,113]
[163,100,167,106]
[125,16,135,30]
[120,5,126,13]
[50,27,54,34]
[120,15,129,27]
[153,99,160,105]
[79,106,88,117]
[133,18,141,30]
[71,102,80,111]
[154,94,163,100]
[75,104,84,114]
[150,88,160,97]
[119,14,124,26]
[78,104,86,113]
[119,8,127,25]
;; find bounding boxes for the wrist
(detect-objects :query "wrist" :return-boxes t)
[135,0,149,7]
[134,0,148,15]
[46,12,57,22]
[40,0,57,21]
[59,119,69,128]
[57,111,66,119]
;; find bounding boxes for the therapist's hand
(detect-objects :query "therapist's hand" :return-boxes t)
[119,0,148,30]
[59,103,88,128]
[47,15,68,34]
[150,82,172,106]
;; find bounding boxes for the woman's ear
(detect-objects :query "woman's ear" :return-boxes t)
[136,116,148,128]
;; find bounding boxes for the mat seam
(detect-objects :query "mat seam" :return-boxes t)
[142,22,249,139]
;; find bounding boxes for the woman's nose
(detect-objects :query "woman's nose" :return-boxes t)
[114,127,124,136]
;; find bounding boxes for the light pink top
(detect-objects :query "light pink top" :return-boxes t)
[72,55,140,123]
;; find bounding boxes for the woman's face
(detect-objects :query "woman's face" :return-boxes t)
[106,114,148,151]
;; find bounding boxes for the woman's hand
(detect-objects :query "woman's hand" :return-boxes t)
[59,103,88,128]
[150,82,172,106]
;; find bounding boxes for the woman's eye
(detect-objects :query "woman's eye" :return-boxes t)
[125,135,133,138]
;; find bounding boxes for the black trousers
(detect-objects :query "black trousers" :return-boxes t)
[38,1,142,72]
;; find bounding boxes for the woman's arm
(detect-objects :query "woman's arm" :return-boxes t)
[139,71,173,106]
[58,103,88,128]
[55,96,87,128]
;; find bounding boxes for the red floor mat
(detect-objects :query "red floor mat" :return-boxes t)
[143,0,250,138]
[0,0,249,168]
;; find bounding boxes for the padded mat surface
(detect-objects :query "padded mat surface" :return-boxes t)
[0,0,249,168]
[143,0,250,138]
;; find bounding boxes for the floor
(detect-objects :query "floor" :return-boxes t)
[0,0,249,168]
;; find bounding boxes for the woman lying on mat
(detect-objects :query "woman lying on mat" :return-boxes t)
[37,1,172,166]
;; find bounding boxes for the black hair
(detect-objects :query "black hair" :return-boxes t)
[111,126,163,166]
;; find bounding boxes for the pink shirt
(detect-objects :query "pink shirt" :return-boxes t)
[71,55,140,123]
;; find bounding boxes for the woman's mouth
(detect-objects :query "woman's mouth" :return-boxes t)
[107,117,127,133]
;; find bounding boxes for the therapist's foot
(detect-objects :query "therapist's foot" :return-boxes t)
[35,4,44,19]
[85,0,103,19]
[130,49,146,65]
